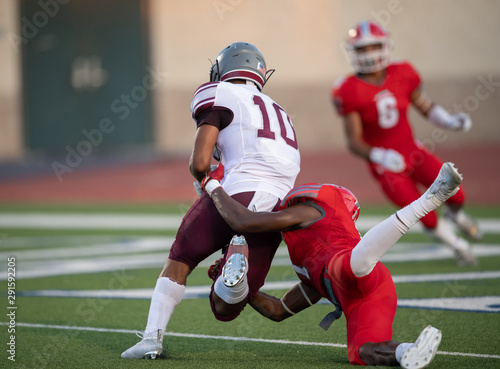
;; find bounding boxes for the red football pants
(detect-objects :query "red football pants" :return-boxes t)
[369,147,465,229]
[327,250,397,365]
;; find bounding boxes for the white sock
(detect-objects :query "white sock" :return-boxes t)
[350,214,406,277]
[350,193,436,278]
[430,219,469,252]
[395,342,414,363]
[396,196,434,232]
[144,277,185,340]
[450,208,468,224]
[214,274,249,304]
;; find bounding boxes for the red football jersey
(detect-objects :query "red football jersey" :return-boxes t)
[332,61,421,153]
[279,184,361,296]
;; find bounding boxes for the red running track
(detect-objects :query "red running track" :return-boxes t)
[0,146,498,205]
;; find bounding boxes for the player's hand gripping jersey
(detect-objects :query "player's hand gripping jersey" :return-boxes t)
[191,81,300,199]
[332,61,421,154]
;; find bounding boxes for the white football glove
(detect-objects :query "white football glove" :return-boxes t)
[369,147,406,173]
[428,105,472,132]
[451,112,472,132]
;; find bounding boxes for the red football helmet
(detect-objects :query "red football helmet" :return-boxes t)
[336,185,360,222]
[345,20,391,74]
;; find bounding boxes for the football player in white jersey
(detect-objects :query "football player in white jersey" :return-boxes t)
[121,42,300,359]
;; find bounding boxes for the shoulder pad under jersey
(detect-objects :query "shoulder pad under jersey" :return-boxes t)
[280,184,323,209]
[191,82,220,119]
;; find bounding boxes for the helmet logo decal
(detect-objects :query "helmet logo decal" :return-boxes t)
[257,62,266,76]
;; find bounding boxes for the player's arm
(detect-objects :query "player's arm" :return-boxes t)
[342,112,371,160]
[250,283,322,322]
[211,186,320,233]
[199,164,321,232]
[411,88,471,132]
[189,124,219,182]
[343,112,405,173]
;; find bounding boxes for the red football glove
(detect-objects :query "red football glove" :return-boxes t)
[208,258,224,281]
[200,163,224,195]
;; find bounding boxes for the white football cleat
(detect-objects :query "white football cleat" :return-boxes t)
[424,162,463,207]
[400,325,442,369]
[445,207,483,242]
[453,238,478,267]
[121,329,163,359]
[222,235,249,287]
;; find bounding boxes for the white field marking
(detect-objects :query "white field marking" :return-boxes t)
[0,237,174,260]
[0,213,500,233]
[0,213,182,229]
[3,242,500,279]
[0,322,498,360]
[395,296,500,313]
[2,231,499,263]
[0,235,140,249]
[18,270,500,301]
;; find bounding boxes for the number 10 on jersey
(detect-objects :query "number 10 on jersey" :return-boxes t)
[253,95,298,149]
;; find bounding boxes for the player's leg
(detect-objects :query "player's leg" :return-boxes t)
[120,265,187,359]
[328,254,398,365]
[211,234,250,317]
[210,191,282,320]
[412,149,482,240]
[411,151,479,263]
[351,162,463,277]
[122,194,234,358]
[371,165,439,230]
[331,254,442,368]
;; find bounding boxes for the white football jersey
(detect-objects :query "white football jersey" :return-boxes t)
[191,81,300,199]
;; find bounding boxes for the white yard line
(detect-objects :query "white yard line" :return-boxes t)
[3,243,500,279]
[0,237,174,260]
[0,322,498,360]
[1,213,500,233]
[18,270,500,301]
[0,213,182,230]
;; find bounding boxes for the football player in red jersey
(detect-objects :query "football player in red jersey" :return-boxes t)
[332,21,481,266]
[203,162,463,367]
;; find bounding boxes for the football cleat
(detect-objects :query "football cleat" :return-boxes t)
[222,235,249,287]
[424,163,462,207]
[121,329,163,359]
[445,207,483,242]
[400,325,442,369]
[453,238,478,267]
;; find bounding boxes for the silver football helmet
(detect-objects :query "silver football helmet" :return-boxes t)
[210,42,269,90]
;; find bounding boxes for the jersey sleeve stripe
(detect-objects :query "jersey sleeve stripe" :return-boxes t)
[192,97,216,118]
[193,82,219,97]
[280,184,322,207]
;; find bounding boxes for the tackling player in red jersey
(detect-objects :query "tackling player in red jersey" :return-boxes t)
[203,161,463,368]
[332,21,481,266]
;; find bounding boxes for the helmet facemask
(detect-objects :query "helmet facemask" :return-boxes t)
[347,41,390,74]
